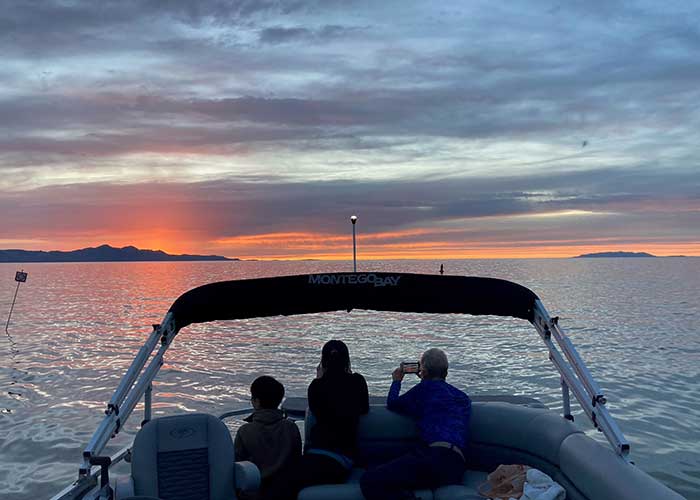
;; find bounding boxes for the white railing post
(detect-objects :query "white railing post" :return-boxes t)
[80,313,176,475]
[532,300,630,459]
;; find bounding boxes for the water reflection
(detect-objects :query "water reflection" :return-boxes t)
[0,259,698,499]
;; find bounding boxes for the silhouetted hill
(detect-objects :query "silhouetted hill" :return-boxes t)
[574,251,656,258]
[0,244,236,262]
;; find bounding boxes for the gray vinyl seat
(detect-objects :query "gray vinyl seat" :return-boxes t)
[128,413,237,500]
[298,402,685,500]
[298,407,437,500]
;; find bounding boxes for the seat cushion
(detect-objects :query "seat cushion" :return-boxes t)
[355,406,419,466]
[433,470,488,500]
[468,402,582,468]
[297,468,487,500]
[305,405,420,467]
[337,402,582,470]
[559,433,685,500]
[298,483,433,500]
[298,467,433,500]
[301,402,588,500]
[131,413,235,500]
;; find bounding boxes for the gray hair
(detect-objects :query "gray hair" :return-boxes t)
[421,348,448,379]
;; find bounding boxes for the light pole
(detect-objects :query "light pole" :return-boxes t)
[350,215,357,272]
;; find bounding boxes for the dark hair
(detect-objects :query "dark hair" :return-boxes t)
[250,375,285,409]
[321,339,351,376]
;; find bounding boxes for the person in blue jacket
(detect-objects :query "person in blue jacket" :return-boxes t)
[360,348,471,499]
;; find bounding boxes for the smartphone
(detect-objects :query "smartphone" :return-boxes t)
[401,361,420,374]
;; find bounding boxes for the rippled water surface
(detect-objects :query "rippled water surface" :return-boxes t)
[1,259,698,499]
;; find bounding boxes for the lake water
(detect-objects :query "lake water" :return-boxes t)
[0,259,698,499]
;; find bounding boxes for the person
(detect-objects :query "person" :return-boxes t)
[234,375,302,500]
[294,340,369,492]
[360,348,471,500]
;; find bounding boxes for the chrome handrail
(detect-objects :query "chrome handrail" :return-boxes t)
[532,300,630,459]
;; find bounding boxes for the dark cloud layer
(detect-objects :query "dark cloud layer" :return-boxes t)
[2,167,697,244]
[259,24,364,44]
[3,1,700,154]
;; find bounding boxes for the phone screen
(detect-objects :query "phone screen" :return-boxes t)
[401,362,420,373]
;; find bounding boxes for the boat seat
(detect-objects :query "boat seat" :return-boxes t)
[121,413,259,500]
[298,402,583,500]
[298,466,435,500]
[299,406,449,500]
[559,433,685,500]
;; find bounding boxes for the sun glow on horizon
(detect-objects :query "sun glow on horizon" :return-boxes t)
[7,226,700,261]
[209,230,700,260]
[238,244,700,260]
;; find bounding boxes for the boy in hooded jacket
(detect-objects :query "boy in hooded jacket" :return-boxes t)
[235,376,302,500]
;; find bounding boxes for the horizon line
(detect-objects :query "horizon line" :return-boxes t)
[1,242,698,261]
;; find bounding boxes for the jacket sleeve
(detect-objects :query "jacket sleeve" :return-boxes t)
[387,380,421,417]
[291,422,302,457]
[234,427,250,461]
[307,379,322,418]
[356,374,370,414]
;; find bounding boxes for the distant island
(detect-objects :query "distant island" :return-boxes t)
[0,244,236,263]
[574,251,656,258]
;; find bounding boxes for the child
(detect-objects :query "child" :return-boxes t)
[234,375,302,500]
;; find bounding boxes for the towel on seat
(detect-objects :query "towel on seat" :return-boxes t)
[519,469,565,500]
[478,464,528,499]
[478,466,565,500]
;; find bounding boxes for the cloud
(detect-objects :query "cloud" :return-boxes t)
[259,24,365,44]
[1,1,699,256]
[259,26,312,44]
[1,166,697,248]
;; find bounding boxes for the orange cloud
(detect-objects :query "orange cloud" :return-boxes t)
[210,229,700,259]
[8,230,700,260]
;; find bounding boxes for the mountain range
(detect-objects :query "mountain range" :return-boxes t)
[574,251,657,258]
[0,244,235,262]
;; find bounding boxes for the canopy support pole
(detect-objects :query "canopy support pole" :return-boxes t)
[108,321,164,413]
[533,300,630,459]
[144,383,153,424]
[561,378,572,421]
[80,313,177,476]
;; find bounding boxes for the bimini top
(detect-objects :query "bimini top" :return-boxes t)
[168,272,540,330]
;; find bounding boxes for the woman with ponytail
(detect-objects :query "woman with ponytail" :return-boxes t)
[294,339,369,491]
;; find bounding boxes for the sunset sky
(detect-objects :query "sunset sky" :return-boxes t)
[1,1,698,259]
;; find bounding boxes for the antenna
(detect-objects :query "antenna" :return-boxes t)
[350,215,358,272]
[5,270,27,333]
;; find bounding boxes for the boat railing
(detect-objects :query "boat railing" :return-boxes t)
[532,300,630,459]
[52,445,131,500]
[79,312,176,476]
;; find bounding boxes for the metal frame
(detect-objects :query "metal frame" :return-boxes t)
[78,313,176,475]
[55,295,632,499]
[52,446,131,500]
[532,300,630,459]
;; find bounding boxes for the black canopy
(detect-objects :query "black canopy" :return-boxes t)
[168,272,539,331]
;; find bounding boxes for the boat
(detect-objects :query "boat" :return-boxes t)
[51,272,685,499]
